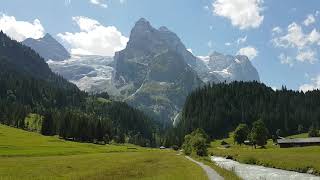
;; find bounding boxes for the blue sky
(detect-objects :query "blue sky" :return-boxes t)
[1,0,320,91]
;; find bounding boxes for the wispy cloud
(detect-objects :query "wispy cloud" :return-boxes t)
[90,0,108,8]
[272,17,320,66]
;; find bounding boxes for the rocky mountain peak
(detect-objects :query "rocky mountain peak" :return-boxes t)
[235,55,250,63]
[42,33,56,41]
[113,18,205,123]
[22,33,70,61]
[130,18,153,34]
[136,18,150,25]
[159,26,170,31]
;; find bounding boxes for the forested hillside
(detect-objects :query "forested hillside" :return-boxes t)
[172,81,320,145]
[0,31,159,147]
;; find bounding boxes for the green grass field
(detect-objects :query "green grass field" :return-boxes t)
[209,133,320,176]
[0,125,208,180]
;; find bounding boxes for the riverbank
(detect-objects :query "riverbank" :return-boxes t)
[211,156,320,180]
[209,134,320,176]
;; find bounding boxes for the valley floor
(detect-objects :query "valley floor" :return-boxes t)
[209,134,320,176]
[0,125,208,180]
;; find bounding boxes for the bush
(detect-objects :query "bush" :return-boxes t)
[243,157,258,165]
[308,126,319,137]
[220,140,228,145]
[182,129,209,156]
[172,145,179,151]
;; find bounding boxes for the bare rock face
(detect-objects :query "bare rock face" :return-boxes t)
[22,33,70,61]
[114,18,205,123]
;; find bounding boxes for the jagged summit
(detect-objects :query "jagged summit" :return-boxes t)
[159,26,170,31]
[42,33,56,41]
[130,18,153,33]
[22,33,70,61]
[114,18,204,123]
[197,52,260,83]
[136,18,149,24]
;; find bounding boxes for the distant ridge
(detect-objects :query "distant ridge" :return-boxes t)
[22,33,70,61]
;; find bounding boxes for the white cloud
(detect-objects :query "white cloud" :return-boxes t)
[308,29,320,45]
[237,46,258,60]
[303,14,315,26]
[272,21,320,66]
[299,74,320,92]
[187,48,193,53]
[89,0,125,7]
[90,0,107,8]
[236,35,247,44]
[272,26,282,35]
[225,42,232,46]
[58,16,128,56]
[212,0,264,30]
[272,23,320,49]
[0,14,45,42]
[296,50,317,63]
[278,53,294,67]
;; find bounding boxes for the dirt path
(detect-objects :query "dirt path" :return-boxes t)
[185,156,224,180]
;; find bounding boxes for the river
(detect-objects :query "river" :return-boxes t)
[211,156,320,180]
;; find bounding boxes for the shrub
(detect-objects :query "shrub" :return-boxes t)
[243,157,258,165]
[308,126,319,137]
[220,140,228,145]
[172,145,179,151]
[182,129,209,156]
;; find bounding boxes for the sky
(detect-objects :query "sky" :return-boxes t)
[0,0,320,91]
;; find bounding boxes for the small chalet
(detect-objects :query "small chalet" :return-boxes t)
[277,137,320,148]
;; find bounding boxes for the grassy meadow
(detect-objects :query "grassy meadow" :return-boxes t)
[0,124,208,180]
[209,133,320,175]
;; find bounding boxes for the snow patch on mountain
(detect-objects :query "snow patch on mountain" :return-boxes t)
[47,55,120,95]
[197,52,260,83]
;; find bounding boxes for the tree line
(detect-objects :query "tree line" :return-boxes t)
[170,81,320,145]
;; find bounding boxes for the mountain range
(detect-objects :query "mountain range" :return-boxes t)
[197,52,260,83]
[22,18,260,123]
[0,31,157,146]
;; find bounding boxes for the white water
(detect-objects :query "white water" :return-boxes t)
[211,156,320,180]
